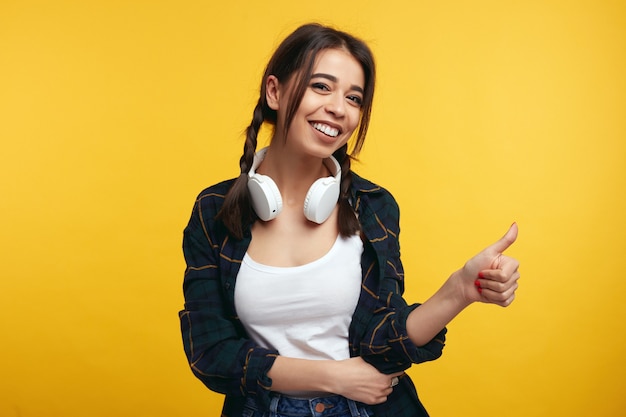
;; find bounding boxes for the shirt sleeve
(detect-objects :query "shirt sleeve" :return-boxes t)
[357,190,446,374]
[178,192,278,407]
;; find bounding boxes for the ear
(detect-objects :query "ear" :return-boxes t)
[265,75,281,111]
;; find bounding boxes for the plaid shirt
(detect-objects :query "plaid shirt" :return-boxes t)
[179,173,446,417]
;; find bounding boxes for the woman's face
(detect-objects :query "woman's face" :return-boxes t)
[273,48,365,159]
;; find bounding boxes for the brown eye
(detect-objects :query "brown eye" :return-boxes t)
[311,82,330,92]
[347,95,363,106]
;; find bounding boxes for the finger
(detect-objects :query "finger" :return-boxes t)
[480,280,519,303]
[478,272,519,293]
[486,222,518,255]
[495,292,517,307]
[376,394,390,405]
[500,256,520,277]
[482,290,517,307]
[383,372,404,390]
[479,257,520,282]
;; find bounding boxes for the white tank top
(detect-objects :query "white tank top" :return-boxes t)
[235,234,363,362]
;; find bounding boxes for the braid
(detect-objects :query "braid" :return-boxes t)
[216,100,265,239]
[239,102,264,174]
[334,145,361,237]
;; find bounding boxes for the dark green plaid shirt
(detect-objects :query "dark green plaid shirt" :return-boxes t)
[179,173,446,417]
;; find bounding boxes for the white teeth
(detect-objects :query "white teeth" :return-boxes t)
[312,122,339,137]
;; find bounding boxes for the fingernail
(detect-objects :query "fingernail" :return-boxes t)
[478,272,485,279]
[474,279,481,287]
[477,287,482,294]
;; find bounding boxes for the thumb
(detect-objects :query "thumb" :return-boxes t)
[487,222,518,254]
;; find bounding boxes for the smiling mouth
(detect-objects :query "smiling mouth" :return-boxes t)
[312,122,340,138]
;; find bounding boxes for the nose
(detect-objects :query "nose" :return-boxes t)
[325,93,346,117]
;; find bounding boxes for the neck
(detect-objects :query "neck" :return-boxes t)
[257,146,333,206]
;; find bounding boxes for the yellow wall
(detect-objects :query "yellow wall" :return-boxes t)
[1,0,624,416]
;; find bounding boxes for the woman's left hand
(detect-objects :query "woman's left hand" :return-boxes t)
[458,223,521,307]
[406,223,521,346]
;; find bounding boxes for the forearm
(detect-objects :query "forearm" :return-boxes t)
[406,270,471,346]
[267,356,335,393]
[267,356,401,405]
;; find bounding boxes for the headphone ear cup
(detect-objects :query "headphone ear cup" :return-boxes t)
[247,174,283,221]
[303,177,340,224]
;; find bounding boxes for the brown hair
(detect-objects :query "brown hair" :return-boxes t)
[217,23,376,239]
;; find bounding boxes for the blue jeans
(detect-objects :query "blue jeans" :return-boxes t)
[242,393,373,417]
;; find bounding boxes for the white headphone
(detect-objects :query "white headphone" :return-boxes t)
[247,147,342,223]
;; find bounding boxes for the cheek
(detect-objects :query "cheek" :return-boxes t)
[347,109,362,131]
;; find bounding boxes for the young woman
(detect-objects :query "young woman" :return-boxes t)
[179,23,520,417]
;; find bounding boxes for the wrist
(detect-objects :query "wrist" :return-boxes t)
[446,269,476,308]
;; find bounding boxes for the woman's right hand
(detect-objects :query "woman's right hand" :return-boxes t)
[329,357,404,405]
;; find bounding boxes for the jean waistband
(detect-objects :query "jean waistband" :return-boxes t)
[267,393,370,417]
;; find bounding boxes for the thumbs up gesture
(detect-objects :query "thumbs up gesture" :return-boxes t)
[460,223,521,307]
[405,223,521,345]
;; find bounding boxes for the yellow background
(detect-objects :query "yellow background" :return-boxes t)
[1,0,624,416]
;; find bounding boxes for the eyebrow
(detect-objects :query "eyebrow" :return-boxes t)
[311,73,364,94]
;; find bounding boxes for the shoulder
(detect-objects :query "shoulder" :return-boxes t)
[184,177,237,236]
[196,177,238,199]
[351,172,399,213]
[192,177,237,213]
